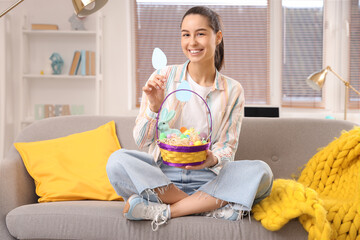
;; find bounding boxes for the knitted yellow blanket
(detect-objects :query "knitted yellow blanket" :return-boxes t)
[252,127,360,240]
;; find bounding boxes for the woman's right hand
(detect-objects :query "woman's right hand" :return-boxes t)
[143,74,167,113]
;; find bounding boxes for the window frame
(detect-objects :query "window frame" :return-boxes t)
[130,0,360,120]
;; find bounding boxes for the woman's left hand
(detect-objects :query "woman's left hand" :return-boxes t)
[184,150,218,170]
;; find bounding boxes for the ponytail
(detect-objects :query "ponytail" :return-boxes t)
[215,39,224,71]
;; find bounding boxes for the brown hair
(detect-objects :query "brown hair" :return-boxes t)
[181,6,224,71]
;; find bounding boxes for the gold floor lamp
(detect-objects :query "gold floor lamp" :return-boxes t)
[0,0,108,18]
[306,66,360,120]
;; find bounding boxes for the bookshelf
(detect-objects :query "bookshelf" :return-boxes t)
[19,14,103,130]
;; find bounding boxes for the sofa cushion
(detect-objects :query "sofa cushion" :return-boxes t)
[6,201,308,240]
[236,118,356,178]
[14,121,122,203]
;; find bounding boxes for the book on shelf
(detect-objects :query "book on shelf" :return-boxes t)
[69,50,95,76]
[86,51,90,75]
[90,51,96,75]
[35,104,85,120]
[69,51,81,75]
[80,50,86,76]
[31,24,59,30]
[83,50,96,76]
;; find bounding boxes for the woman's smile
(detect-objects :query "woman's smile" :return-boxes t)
[189,49,204,55]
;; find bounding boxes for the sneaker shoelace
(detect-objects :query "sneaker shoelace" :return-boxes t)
[203,205,228,218]
[140,204,168,231]
[205,205,243,221]
[151,212,168,231]
[141,204,166,219]
[214,205,232,218]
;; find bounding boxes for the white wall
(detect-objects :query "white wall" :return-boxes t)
[102,0,138,116]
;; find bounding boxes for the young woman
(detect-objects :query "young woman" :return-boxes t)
[106,6,273,231]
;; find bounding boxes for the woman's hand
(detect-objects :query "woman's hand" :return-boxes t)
[143,74,167,113]
[184,150,218,170]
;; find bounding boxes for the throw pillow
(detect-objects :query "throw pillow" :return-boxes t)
[14,121,122,202]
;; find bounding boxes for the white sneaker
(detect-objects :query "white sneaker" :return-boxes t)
[123,194,170,231]
[203,204,244,221]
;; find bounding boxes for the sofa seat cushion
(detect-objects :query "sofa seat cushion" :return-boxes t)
[6,201,308,240]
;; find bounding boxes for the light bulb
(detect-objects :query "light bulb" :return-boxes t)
[84,2,95,10]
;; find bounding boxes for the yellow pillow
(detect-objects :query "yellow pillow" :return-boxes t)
[14,121,123,203]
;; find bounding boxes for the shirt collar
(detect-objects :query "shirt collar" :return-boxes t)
[175,60,224,91]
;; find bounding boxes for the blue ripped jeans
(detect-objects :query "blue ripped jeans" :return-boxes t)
[106,149,273,211]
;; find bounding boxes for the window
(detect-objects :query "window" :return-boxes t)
[281,0,324,108]
[134,0,360,113]
[349,0,360,108]
[134,0,270,107]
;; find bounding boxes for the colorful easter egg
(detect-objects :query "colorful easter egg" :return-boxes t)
[160,133,167,140]
[184,130,191,135]
[180,127,187,133]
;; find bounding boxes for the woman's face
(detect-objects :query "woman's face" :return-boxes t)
[181,14,221,66]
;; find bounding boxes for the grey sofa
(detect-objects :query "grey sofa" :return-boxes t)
[1,115,356,240]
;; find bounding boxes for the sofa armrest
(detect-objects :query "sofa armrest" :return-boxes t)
[0,146,37,240]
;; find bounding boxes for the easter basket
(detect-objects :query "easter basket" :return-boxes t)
[156,89,212,167]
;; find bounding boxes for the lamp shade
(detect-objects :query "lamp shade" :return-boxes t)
[72,0,108,17]
[306,68,328,91]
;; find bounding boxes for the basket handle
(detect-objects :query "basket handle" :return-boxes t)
[155,89,213,143]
